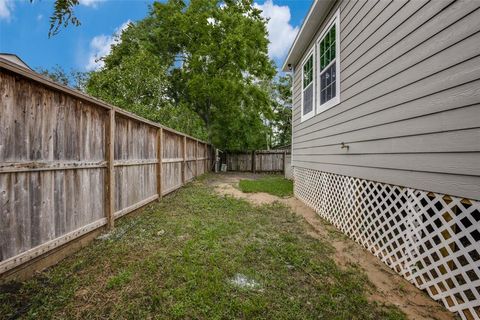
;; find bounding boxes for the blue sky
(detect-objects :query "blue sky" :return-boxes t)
[0,0,312,72]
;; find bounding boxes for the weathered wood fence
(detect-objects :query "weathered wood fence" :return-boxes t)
[225,150,290,173]
[0,58,214,277]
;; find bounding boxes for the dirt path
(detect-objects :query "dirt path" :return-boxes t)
[208,173,455,320]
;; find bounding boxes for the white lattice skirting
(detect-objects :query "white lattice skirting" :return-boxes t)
[293,167,480,320]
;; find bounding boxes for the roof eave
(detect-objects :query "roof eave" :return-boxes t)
[281,0,336,72]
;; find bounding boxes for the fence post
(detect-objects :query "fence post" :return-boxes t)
[208,144,211,172]
[157,128,163,199]
[182,135,186,184]
[105,109,115,230]
[252,150,255,173]
[259,152,263,173]
[283,150,287,175]
[204,143,207,173]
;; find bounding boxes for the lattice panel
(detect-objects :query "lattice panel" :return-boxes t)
[293,167,480,320]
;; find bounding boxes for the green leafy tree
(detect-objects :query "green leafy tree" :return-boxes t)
[28,0,81,37]
[270,74,292,148]
[36,65,89,91]
[48,0,81,37]
[87,0,276,150]
[87,48,207,139]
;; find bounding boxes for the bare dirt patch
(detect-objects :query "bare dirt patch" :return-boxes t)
[208,172,455,320]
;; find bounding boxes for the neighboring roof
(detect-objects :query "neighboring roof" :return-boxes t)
[281,0,336,72]
[0,53,32,70]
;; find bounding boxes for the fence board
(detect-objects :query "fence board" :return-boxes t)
[162,163,183,195]
[197,143,206,175]
[226,150,289,173]
[0,59,213,277]
[114,115,158,213]
[185,138,196,181]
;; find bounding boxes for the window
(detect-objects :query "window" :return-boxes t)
[317,10,340,114]
[299,10,340,123]
[301,52,315,121]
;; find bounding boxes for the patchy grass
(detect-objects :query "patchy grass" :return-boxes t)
[0,178,405,320]
[106,270,133,290]
[238,175,293,197]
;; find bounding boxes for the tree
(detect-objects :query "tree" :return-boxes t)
[28,0,81,37]
[269,74,292,148]
[37,65,89,92]
[88,0,276,150]
[87,47,208,139]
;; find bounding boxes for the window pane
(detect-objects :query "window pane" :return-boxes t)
[303,55,313,88]
[303,83,313,115]
[325,70,330,83]
[325,65,332,87]
[331,63,336,83]
[331,43,336,62]
[320,23,336,69]
[318,19,338,107]
[319,63,337,104]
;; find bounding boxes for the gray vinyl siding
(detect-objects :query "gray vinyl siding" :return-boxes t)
[291,0,480,200]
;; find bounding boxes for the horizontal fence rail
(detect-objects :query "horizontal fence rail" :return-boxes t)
[0,58,215,277]
[225,150,290,173]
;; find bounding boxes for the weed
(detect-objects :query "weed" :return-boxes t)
[106,270,132,290]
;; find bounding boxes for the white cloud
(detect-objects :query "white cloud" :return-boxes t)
[78,0,105,8]
[0,0,14,22]
[254,0,299,60]
[86,20,131,71]
[37,14,43,21]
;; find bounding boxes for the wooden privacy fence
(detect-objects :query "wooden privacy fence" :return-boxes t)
[226,150,290,173]
[0,58,214,277]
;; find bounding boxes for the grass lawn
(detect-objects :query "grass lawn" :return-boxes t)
[238,175,293,197]
[0,177,405,320]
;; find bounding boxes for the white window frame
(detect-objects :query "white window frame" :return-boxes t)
[301,48,315,122]
[316,9,340,115]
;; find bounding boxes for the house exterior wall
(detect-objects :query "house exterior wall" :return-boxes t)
[291,0,480,201]
[289,1,480,319]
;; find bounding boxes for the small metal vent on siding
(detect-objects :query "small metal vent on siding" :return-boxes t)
[293,167,480,320]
